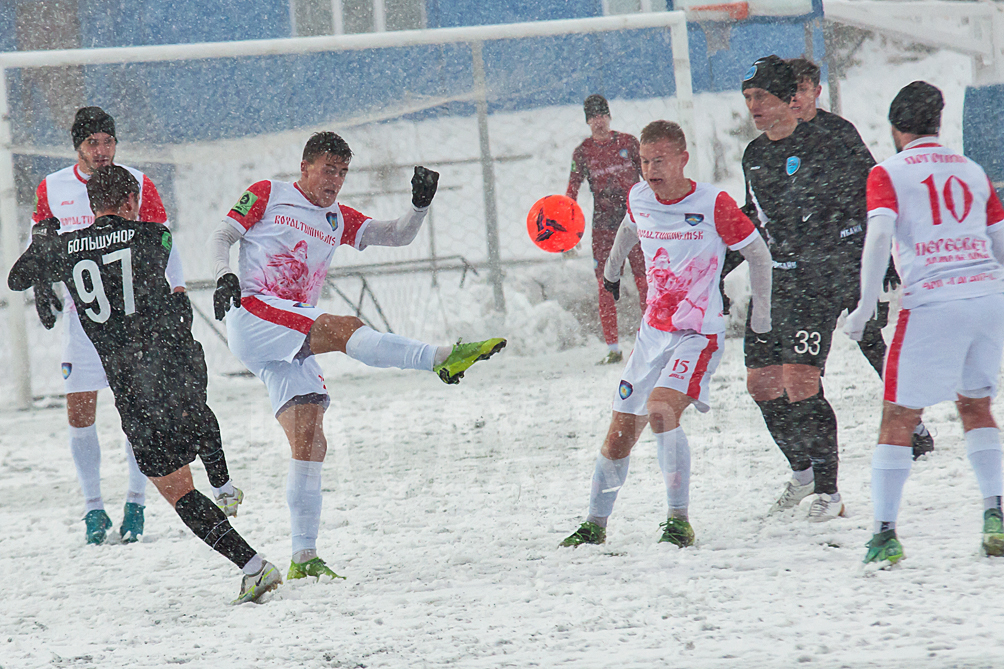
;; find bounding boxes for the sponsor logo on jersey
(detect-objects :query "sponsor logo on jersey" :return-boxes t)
[619,149,630,160]
[786,156,800,175]
[161,231,172,251]
[325,211,340,232]
[67,228,135,254]
[274,215,340,246]
[231,190,258,216]
[684,213,704,226]
[839,224,862,238]
[618,380,633,400]
[61,200,74,206]
[61,363,72,379]
[743,65,757,81]
[571,160,577,172]
[773,260,798,270]
[638,228,704,241]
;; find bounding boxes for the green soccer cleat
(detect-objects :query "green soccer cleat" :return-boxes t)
[983,509,1004,557]
[658,517,695,547]
[119,502,145,543]
[84,509,113,545]
[559,521,607,547]
[863,529,904,567]
[597,351,624,366]
[434,338,507,385]
[233,561,283,604]
[214,487,244,518]
[287,557,346,581]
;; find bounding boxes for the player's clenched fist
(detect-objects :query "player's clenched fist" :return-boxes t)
[411,166,439,209]
[214,273,242,320]
[602,277,620,301]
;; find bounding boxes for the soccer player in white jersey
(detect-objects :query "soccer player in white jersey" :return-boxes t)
[845,82,1004,566]
[211,132,505,580]
[29,107,208,545]
[560,120,773,547]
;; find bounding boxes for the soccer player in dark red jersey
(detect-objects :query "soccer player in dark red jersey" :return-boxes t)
[567,95,648,364]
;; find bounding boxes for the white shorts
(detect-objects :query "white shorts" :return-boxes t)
[226,295,330,416]
[62,307,110,394]
[884,293,1004,409]
[612,322,723,415]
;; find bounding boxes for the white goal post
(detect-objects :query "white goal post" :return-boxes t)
[0,11,694,410]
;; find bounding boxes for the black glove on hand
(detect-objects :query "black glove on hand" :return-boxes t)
[883,260,901,292]
[213,273,242,321]
[411,166,439,208]
[171,291,194,331]
[33,283,61,330]
[603,277,620,301]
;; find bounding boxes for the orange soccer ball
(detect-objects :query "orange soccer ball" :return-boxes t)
[526,195,585,253]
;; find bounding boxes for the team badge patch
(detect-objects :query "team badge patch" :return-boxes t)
[325,212,339,231]
[231,190,258,216]
[743,65,758,81]
[786,156,800,175]
[684,213,704,226]
[619,149,630,159]
[161,231,172,251]
[618,380,633,400]
[292,302,309,308]
[61,363,72,379]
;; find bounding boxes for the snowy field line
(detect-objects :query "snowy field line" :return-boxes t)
[2,331,1004,668]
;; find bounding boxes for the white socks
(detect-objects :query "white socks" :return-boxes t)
[966,427,1004,503]
[608,343,620,354]
[587,454,630,527]
[124,440,147,506]
[793,467,814,486]
[287,459,324,558]
[345,326,437,371]
[656,427,691,517]
[211,479,236,499]
[242,553,264,576]
[871,443,913,534]
[69,425,103,512]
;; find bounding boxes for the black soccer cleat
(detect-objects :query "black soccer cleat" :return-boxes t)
[912,424,934,460]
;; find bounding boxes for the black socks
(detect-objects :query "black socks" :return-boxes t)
[175,490,256,569]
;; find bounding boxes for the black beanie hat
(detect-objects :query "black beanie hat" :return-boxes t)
[888,81,943,135]
[72,107,116,149]
[741,55,798,103]
[584,94,610,121]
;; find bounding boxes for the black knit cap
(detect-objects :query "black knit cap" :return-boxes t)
[584,94,610,121]
[72,107,116,149]
[889,81,943,135]
[741,55,798,103]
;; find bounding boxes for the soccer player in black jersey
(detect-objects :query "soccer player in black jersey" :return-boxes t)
[787,58,934,460]
[8,166,281,604]
[738,55,867,521]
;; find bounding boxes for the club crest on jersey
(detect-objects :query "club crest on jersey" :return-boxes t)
[61,363,72,379]
[786,156,800,175]
[684,213,704,226]
[618,380,633,400]
[325,212,340,232]
[743,65,758,81]
[619,149,630,159]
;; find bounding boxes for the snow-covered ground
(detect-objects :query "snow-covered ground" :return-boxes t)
[2,329,1004,668]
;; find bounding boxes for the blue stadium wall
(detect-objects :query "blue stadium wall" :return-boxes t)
[2,0,821,206]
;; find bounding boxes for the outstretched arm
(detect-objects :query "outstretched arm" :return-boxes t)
[359,166,438,249]
[209,219,244,320]
[602,214,639,295]
[845,212,894,341]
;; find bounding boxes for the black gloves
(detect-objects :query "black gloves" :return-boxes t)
[883,260,901,292]
[8,217,58,292]
[33,283,62,330]
[171,291,194,331]
[213,273,242,320]
[603,277,620,301]
[411,166,439,209]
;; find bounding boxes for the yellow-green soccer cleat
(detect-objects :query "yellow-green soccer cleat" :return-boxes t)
[863,529,904,567]
[559,521,606,547]
[983,508,1004,557]
[658,518,695,547]
[287,557,346,581]
[433,338,507,385]
[214,487,244,518]
[232,561,282,604]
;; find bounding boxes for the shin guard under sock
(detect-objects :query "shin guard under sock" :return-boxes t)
[655,427,691,516]
[871,443,913,533]
[587,454,630,526]
[69,424,103,511]
[124,440,147,506]
[789,391,839,495]
[966,428,1004,500]
[175,490,256,569]
[755,395,809,472]
[287,459,324,556]
[345,326,436,371]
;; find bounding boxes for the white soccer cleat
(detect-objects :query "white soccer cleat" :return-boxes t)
[232,561,282,604]
[807,493,845,522]
[768,477,815,514]
[214,487,244,518]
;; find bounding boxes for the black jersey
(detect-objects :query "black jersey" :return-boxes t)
[809,109,876,175]
[741,120,869,278]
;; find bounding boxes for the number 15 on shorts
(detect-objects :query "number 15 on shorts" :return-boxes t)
[795,330,820,356]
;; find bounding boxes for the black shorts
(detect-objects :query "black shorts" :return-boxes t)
[744,264,852,370]
[102,332,217,478]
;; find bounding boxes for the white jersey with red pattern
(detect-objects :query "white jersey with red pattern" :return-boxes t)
[627,180,758,335]
[867,139,1004,309]
[226,180,371,306]
[32,164,168,233]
